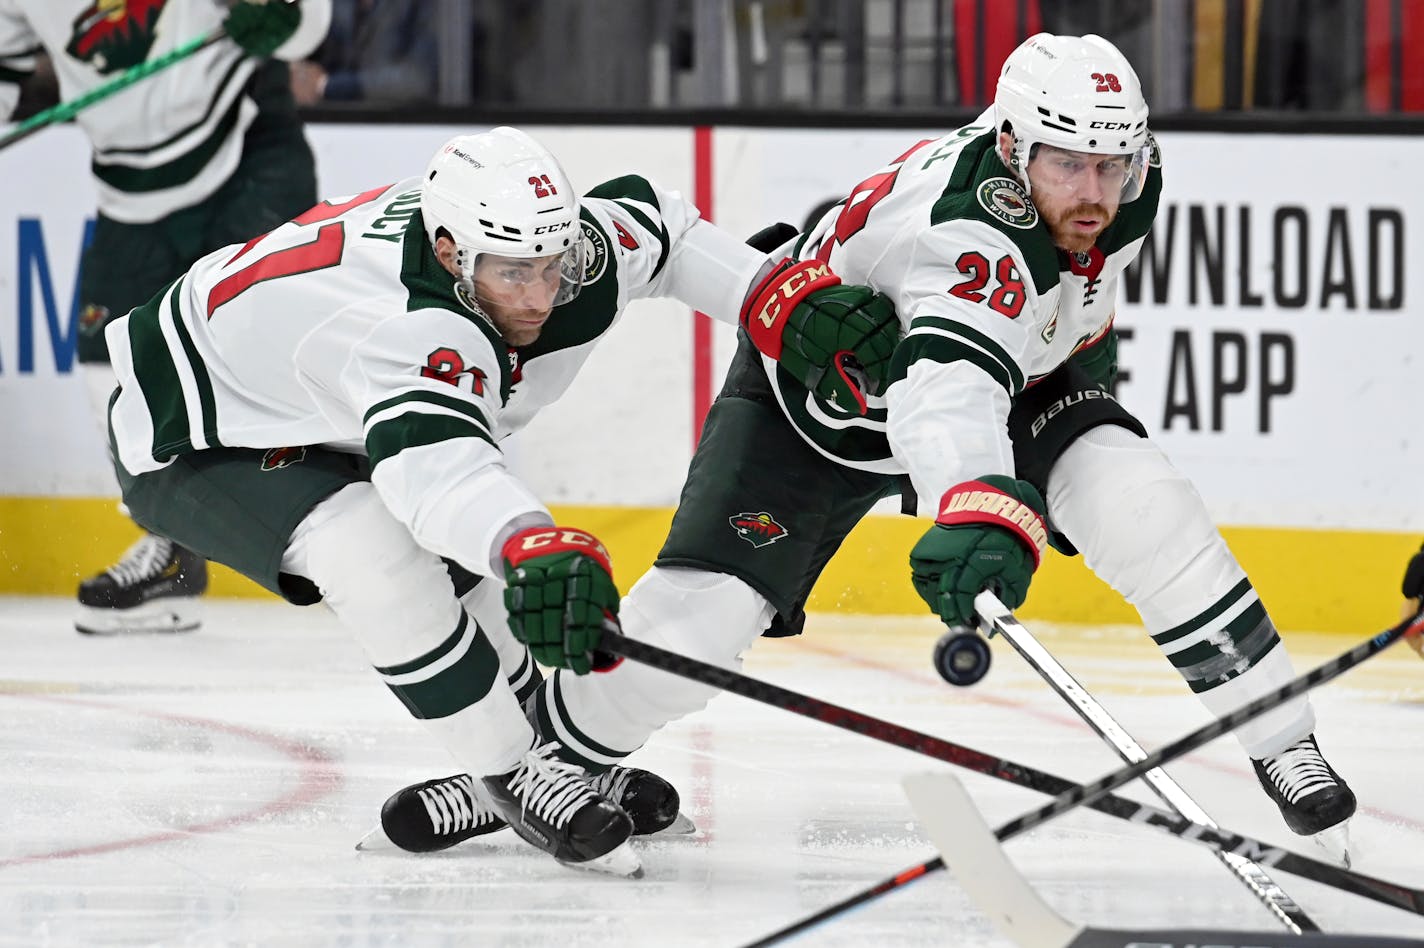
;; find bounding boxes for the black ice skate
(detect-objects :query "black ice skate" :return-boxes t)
[482,742,639,876]
[357,773,507,853]
[1252,734,1356,864]
[75,533,208,635]
[360,763,692,853]
[586,765,695,836]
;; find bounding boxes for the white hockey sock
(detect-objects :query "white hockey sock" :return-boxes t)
[284,482,532,775]
[531,566,773,769]
[1048,425,1314,757]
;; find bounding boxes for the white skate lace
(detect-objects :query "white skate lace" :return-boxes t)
[507,741,598,830]
[105,534,174,588]
[417,775,498,835]
[1262,740,1337,804]
[586,766,634,803]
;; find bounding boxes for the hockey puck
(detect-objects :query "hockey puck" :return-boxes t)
[933,630,991,686]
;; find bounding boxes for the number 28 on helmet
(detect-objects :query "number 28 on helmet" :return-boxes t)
[994,33,1152,203]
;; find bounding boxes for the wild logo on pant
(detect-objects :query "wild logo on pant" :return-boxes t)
[729,511,788,548]
[261,446,307,471]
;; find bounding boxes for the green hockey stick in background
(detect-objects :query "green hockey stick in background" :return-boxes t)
[0,25,227,153]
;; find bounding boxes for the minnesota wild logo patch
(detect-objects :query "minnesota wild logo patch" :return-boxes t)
[261,446,307,471]
[977,178,1038,230]
[67,0,167,74]
[581,220,609,284]
[729,511,788,548]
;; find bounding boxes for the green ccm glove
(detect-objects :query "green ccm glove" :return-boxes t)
[502,526,621,676]
[225,0,301,58]
[741,258,900,415]
[909,475,1049,627]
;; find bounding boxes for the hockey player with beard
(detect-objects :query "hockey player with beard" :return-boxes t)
[379,35,1360,864]
[0,0,331,635]
[101,126,899,874]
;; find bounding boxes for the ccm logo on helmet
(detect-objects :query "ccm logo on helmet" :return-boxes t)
[1088,120,1132,130]
[534,221,571,235]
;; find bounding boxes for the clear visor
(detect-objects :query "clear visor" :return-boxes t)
[1028,142,1150,203]
[469,242,584,309]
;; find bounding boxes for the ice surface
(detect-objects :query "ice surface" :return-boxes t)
[2,597,1421,947]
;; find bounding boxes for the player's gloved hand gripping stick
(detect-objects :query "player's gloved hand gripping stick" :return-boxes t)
[502,526,622,677]
[909,475,1048,624]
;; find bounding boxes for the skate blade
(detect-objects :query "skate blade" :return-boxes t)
[75,602,202,635]
[1310,820,1354,868]
[646,812,697,837]
[561,840,642,878]
[355,823,395,852]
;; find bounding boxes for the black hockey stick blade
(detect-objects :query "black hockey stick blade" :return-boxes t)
[903,771,1422,948]
[594,629,1424,924]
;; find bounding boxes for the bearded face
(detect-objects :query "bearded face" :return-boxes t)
[1022,144,1131,253]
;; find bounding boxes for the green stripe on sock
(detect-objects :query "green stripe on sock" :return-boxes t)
[381,620,503,720]
[1167,601,1282,694]
[550,670,630,760]
[1151,578,1252,647]
[373,612,468,676]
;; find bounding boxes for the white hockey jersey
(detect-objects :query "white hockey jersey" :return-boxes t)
[106,174,764,577]
[766,107,1162,512]
[0,0,330,222]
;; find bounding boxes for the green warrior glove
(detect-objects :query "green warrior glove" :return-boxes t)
[909,475,1048,627]
[502,526,621,676]
[741,258,900,415]
[225,0,301,58]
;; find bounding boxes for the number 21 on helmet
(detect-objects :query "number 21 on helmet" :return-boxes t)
[421,126,585,306]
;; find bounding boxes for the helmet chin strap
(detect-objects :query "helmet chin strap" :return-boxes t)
[997,126,1035,198]
[449,245,501,332]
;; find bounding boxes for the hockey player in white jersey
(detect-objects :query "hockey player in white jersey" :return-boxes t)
[103,126,899,873]
[0,0,331,635]
[460,34,1360,861]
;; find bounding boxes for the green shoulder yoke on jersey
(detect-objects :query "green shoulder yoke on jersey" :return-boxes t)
[928,131,1060,296]
[398,210,514,404]
[516,204,623,362]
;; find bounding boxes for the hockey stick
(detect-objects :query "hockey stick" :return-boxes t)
[592,627,1424,924]
[974,590,1317,933]
[903,771,1423,948]
[996,604,1424,845]
[736,605,1424,947]
[0,27,226,153]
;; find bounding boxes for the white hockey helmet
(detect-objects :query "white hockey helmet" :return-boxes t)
[994,33,1151,202]
[421,126,584,306]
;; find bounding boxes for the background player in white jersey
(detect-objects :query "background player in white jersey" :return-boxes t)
[398,35,1356,863]
[101,126,898,873]
[0,0,331,635]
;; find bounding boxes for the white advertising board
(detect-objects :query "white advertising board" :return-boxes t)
[0,123,1417,531]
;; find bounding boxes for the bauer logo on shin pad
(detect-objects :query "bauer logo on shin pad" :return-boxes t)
[1028,387,1113,439]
